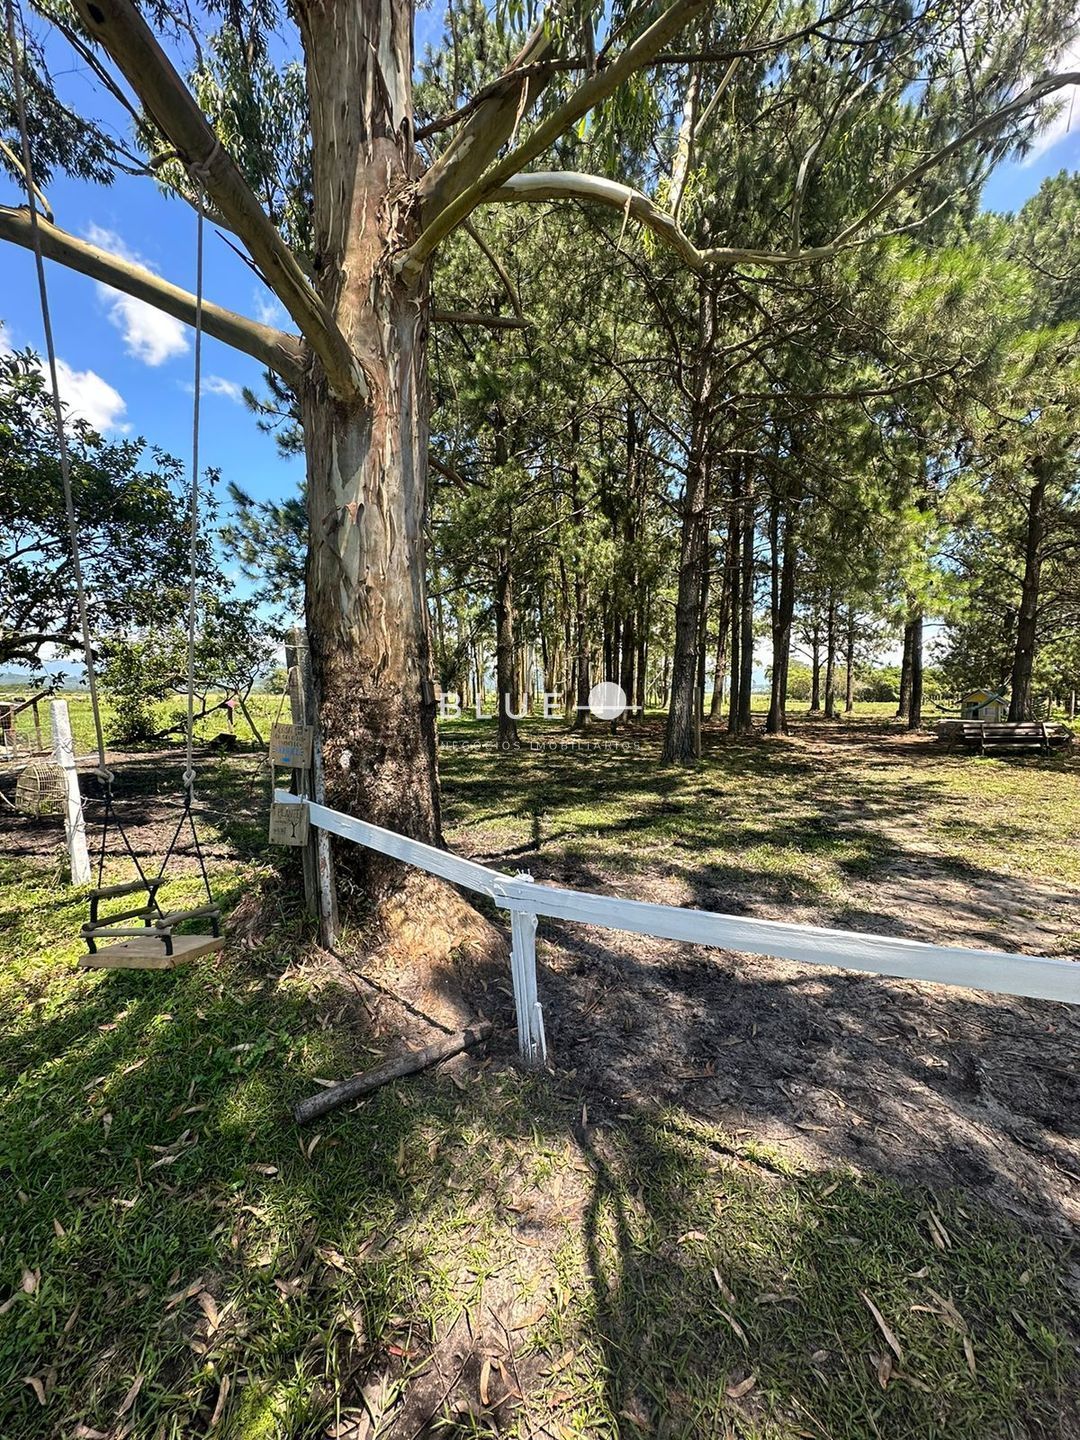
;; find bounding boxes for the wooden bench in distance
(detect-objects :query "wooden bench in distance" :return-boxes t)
[937,720,1074,754]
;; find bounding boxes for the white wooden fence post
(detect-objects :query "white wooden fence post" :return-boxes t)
[50,699,90,885]
[509,876,547,1067]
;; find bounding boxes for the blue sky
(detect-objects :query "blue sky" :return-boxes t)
[1,13,1078,546]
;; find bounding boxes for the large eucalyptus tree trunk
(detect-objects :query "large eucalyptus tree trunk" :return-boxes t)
[298,0,440,900]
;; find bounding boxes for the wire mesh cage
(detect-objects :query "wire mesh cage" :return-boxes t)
[14,761,67,817]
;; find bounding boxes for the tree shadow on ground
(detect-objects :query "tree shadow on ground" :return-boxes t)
[2,892,1075,1440]
[3,723,1080,1439]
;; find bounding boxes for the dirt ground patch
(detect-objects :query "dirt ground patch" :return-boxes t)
[439,720,1080,1238]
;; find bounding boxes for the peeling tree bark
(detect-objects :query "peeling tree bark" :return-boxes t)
[298,0,440,901]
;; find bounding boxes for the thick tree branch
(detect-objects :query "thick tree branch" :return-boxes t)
[416,23,555,224]
[0,205,304,382]
[481,59,1080,275]
[403,0,712,278]
[415,59,586,142]
[66,0,363,402]
[481,171,815,268]
[0,138,53,219]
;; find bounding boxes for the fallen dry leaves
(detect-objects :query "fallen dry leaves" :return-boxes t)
[860,1291,904,1365]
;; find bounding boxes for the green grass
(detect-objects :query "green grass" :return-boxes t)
[437,710,1080,907]
[1,718,1078,1437]
[0,689,286,756]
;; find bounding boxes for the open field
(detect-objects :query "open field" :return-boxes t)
[1,713,1078,1438]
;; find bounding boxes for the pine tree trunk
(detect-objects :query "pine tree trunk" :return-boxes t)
[709,540,732,722]
[897,619,914,720]
[495,541,519,747]
[844,610,855,714]
[1009,460,1049,722]
[809,630,821,714]
[661,285,715,763]
[824,593,838,718]
[726,483,742,733]
[696,551,711,726]
[635,594,648,713]
[737,483,754,732]
[907,608,924,729]
[765,495,781,732]
[766,499,796,735]
[620,608,636,713]
[569,439,591,730]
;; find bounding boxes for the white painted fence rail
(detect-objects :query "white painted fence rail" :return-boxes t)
[274,789,1080,1063]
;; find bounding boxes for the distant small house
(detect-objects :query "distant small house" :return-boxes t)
[960,688,1008,721]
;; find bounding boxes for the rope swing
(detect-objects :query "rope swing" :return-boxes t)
[6,0,222,968]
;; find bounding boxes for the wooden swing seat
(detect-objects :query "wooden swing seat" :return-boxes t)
[80,880,222,970]
[79,931,224,970]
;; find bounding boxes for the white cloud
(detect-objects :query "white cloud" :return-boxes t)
[2,322,127,431]
[253,291,287,327]
[85,223,189,366]
[202,375,244,402]
[181,375,245,402]
[51,357,129,432]
[1022,38,1080,165]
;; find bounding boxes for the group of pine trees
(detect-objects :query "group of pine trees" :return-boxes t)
[227,4,1080,756]
[4,0,1078,896]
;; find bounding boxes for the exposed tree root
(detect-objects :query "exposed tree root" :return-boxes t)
[361,871,507,1031]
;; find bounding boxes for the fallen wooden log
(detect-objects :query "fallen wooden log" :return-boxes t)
[292,1022,494,1125]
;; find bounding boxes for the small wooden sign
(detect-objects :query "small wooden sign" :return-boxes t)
[270,722,313,769]
[269,800,310,847]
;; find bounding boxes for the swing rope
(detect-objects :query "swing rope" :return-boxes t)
[164,170,216,908]
[183,187,205,798]
[8,0,216,910]
[5,0,109,781]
